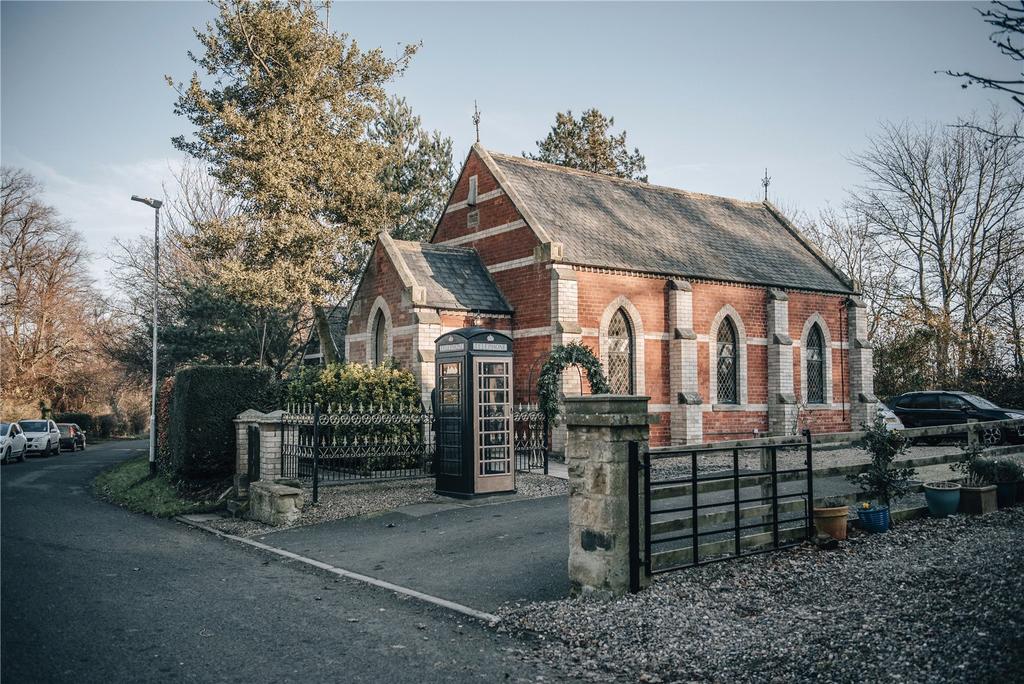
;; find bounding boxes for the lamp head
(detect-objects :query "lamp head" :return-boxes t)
[131,195,163,210]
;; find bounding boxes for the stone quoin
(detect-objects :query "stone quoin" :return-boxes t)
[345,144,875,447]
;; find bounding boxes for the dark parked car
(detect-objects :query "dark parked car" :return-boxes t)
[889,391,1024,446]
[56,424,82,452]
[69,423,86,450]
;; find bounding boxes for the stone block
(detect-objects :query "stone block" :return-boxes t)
[248,481,303,526]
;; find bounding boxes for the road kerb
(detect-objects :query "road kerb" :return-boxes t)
[175,516,501,625]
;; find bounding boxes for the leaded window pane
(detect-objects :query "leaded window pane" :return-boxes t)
[717,319,738,404]
[607,309,633,394]
[373,311,387,366]
[806,324,825,404]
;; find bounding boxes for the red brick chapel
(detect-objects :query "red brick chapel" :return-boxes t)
[345,144,876,449]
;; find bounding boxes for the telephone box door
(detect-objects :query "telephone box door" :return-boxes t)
[435,359,469,494]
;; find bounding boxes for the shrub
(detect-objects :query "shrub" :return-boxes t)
[952,442,995,486]
[54,412,95,433]
[96,414,117,438]
[848,414,917,509]
[993,458,1023,484]
[286,360,420,411]
[168,365,278,480]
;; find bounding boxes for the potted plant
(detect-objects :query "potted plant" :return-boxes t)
[951,443,998,515]
[847,416,917,533]
[813,496,850,540]
[993,459,1022,508]
[923,481,961,517]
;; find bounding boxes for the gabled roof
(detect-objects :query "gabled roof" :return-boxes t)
[479,147,854,294]
[387,237,511,314]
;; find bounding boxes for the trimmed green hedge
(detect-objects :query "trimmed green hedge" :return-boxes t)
[168,365,278,479]
[285,361,421,411]
[54,412,95,433]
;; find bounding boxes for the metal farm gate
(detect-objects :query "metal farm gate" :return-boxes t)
[631,432,814,582]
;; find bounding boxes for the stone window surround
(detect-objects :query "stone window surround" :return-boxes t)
[598,295,646,396]
[799,313,835,408]
[365,295,393,365]
[708,304,749,410]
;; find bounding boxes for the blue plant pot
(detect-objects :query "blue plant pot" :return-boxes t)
[924,483,961,517]
[857,506,890,533]
[996,482,1017,508]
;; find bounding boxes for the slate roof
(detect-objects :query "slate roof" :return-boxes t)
[486,150,854,294]
[393,240,512,313]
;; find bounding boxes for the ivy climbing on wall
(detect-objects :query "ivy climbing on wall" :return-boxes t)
[537,342,612,423]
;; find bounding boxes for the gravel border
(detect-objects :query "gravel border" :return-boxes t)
[206,473,567,538]
[497,508,1024,683]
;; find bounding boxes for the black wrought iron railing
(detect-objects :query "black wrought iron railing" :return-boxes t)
[280,402,550,502]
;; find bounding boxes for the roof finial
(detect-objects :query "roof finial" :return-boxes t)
[761,168,771,202]
[472,101,481,143]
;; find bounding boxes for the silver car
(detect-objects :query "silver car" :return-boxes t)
[19,419,60,457]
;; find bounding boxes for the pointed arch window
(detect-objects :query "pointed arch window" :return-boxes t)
[806,323,825,405]
[607,308,634,394]
[372,310,387,366]
[717,319,738,404]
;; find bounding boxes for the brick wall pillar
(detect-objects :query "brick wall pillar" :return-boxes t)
[766,289,798,435]
[550,264,582,457]
[233,409,284,494]
[667,279,703,444]
[565,395,654,598]
[258,411,285,482]
[847,296,877,429]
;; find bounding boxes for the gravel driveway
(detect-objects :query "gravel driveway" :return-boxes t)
[208,473,567,537]
[498,508,1024,683]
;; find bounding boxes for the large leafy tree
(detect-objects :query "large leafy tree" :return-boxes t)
[370,95,454,242]
[168,0,416,363]
[525,108,648,181]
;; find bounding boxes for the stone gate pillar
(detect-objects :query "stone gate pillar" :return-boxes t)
[847,296,877,429]
[565,395,655,598]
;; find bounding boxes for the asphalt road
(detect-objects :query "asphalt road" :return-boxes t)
[263,495,570,612]
[1,440,571,683]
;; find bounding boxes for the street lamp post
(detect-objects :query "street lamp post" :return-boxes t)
[131,195,163,475]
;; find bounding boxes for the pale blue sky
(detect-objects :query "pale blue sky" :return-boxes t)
[1,1,1012,291]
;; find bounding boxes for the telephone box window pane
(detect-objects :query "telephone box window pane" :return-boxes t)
[481,404,508,417]
[442,363,460,376]
[442,391,460,406]
[479,376,507,390]
[479,391,508,405]
[482,418,508,432]
[481,362,508,375]
[482,432,509,446]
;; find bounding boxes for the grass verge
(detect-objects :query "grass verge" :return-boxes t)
[93,456,223,518]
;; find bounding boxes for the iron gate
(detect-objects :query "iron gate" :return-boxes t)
[246,425,261,482]
[632,431,814,580]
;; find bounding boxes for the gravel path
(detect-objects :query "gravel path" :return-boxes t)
[498,508,1024,683]
[208,473,567,537]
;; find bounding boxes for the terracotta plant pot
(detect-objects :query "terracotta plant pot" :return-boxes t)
[813,505,849,540]
[958,484,997,515]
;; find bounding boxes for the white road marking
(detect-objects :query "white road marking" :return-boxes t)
[176,517,500,624]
